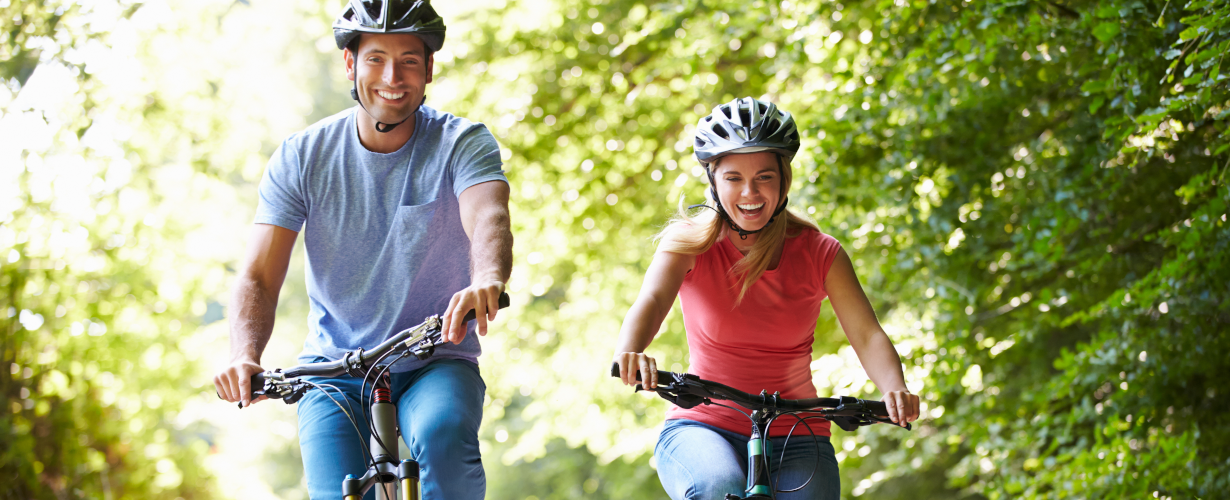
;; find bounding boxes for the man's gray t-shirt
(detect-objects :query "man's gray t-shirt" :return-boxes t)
[255,105,506,372]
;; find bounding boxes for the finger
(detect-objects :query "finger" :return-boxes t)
[445,293,461,343]
[487,286,500,322]
[623,355,635,386]
[644,356,654,390]
[885,395,899,423]
[475,293,489,337]
[647,357,657,390]
[447,293,465,343]
[239,370,251,408]
[213,374,227,401]
[910,395,921,422]
[220,372,236,403]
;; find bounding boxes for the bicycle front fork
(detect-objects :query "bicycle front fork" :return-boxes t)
[342,372,422,500]
[341,461,419,500]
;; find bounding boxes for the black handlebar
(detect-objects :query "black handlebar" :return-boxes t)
[223,293,511,407]
[610,362,911,431]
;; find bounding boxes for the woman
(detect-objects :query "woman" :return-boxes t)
[613,97,921,500]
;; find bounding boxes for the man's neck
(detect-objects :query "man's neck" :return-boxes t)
[356,109,417,154]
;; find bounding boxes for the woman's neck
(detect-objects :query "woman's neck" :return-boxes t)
[723,226,785,270]
[723,228,758,256]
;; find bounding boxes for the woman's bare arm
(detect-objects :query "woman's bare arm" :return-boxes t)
[826,248,921,424]
[612,248,695,390]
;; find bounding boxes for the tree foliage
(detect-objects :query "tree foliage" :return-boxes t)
[444,0,1229,497]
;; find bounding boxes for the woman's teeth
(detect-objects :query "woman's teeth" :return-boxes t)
[377,90,404,100]
[737,203,765,211]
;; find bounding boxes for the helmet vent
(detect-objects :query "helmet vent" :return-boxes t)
[713,124,730,140]
[738,107,752,127]
[363,2,381,19]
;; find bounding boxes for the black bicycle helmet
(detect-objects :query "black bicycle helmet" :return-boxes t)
[333,0,447,52]
[691,97,801,239]
[333,0,446,133]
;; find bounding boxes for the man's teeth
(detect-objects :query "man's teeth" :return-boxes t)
[377,90,404,100]
[737,203,765,210]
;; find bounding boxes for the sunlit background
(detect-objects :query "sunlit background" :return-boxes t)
[3,0,1228,498]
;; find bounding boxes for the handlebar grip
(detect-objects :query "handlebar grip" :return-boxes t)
[250,371,266,399]
[863,400,888,417]
[462,292,511,323]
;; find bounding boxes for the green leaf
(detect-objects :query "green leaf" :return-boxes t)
[1090,95,1106,114]
[1093,22,1121,42]
[1163,49,1182,60]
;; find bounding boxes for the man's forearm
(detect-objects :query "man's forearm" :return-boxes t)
[469,206,513,283]
[228,276,279,363]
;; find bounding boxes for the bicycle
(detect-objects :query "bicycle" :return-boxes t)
[219,293,509,500]
[610,362,911,500]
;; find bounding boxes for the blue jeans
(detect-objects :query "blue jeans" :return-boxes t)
[655,419,840,500]
[297,358,486,499]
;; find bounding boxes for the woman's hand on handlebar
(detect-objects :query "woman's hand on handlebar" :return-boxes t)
[214,357,267,408]
[881,390,920,425]
[614,352,659,390]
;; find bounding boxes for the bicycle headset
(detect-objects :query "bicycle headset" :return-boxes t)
[692,97,802,239]
[332,0,447,133]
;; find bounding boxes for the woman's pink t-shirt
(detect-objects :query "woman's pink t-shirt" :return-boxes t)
[666,228,842,438]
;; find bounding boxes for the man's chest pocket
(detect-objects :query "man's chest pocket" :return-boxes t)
[392,197,440,262]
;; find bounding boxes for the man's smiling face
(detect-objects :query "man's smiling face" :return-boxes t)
[345,33,434,126]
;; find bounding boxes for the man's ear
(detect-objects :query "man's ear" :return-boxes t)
[425,52,434,84]
[344,48,356,82]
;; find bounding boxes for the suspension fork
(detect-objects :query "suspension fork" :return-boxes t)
[341,372,421,500]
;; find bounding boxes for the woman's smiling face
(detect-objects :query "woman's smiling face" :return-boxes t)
[712,151,782,233]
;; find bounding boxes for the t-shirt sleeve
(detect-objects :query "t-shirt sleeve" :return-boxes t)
[253,140,308,232]
[450,124,507,197]
[815,231,843,285]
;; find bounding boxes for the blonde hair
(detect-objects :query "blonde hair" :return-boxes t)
[656,156,820,303]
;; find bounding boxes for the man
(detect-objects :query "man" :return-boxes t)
[212,1,512,498]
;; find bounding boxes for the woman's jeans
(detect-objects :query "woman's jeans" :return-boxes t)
[655,419,840,500]
[296,358,486,499]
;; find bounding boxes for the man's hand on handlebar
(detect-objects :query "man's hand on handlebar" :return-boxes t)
[443,280,506,344]
[613,352,659,390]
[214,356,267,408]
[880,390,920,425]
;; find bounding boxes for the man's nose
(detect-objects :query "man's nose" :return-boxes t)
[383,63,401,86]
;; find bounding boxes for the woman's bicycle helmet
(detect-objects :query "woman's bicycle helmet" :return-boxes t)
[692,97,801,239]
[333,0,446,133]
